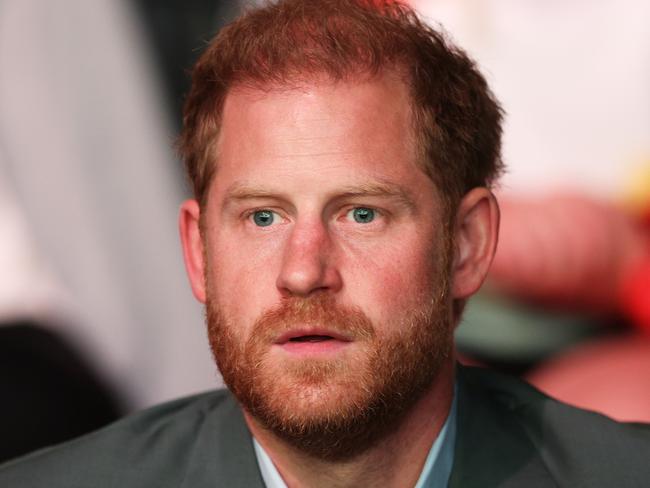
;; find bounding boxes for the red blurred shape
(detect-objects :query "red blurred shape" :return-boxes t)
[621,258,650,333]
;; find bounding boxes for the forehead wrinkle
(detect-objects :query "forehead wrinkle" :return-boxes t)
[266,150,358,159]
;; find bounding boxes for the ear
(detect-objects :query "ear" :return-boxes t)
[179,199,207,303]
[451,188,500,300]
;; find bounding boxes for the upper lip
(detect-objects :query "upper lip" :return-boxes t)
[274,328,353,344]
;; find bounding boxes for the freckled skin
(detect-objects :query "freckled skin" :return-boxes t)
[203,75,446,337]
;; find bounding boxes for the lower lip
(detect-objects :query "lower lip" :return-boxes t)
[276,339,351,355]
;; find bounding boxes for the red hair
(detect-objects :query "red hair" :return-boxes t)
[179,0,504,215]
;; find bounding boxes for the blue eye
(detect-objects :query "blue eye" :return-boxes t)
[252,210,276,227]
[349,207,375,223]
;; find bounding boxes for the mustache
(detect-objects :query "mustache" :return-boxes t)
[250,294,376,344]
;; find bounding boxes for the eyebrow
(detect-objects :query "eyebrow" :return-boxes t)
[224,185,284,202]
[335,182,417,211]
[223,180,418,212]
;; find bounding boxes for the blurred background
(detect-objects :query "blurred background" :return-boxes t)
[0,0,648,463]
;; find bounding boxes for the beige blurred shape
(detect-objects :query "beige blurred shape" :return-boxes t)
[0,0,220,409]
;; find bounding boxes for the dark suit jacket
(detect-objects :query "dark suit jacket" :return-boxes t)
[1,365,649,487]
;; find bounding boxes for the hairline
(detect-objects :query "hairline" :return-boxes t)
[196,66,457,219]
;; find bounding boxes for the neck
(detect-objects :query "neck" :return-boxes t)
[245,359,456,488]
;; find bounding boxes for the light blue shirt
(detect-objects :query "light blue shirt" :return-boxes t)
[253,390,457,488]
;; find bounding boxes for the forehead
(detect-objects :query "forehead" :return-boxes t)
[212,73,431,200]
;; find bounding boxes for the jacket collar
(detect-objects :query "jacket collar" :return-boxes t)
[182,393,265,488]
[183,365,556,488]
[448,365,556,488]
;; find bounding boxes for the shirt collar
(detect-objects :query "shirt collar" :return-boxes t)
[413,385,457,488]
[253,438,288,488]
[253,387,457,488]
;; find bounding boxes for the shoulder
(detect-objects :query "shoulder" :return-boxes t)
[459,366,650,487]
[0,389,239,488]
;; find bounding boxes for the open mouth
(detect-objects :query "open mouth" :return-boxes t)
[288,335,334,343]
[274,329,352,354]
[278,332,350,355]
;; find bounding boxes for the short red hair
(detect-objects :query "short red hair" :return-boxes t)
[179,0,504,215]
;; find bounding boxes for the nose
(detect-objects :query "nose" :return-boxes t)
[276,219,342,297]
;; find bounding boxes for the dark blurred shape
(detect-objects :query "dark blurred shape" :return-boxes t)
[0,322,123,463]
[134,0,239,127]
[457,292,599,376]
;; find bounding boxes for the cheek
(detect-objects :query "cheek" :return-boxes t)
[341,236,435,322]
[207,230,285,326]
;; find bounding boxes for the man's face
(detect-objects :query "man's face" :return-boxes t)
[199,73,455,458]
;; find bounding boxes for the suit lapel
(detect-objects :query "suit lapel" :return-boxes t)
[448,366,557,488]
[181,393,265,488]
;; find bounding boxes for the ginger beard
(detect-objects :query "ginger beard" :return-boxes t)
[205,241,454,461]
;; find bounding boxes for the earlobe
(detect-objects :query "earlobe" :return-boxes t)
[179,199,207,303]
[451,188,500,300]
